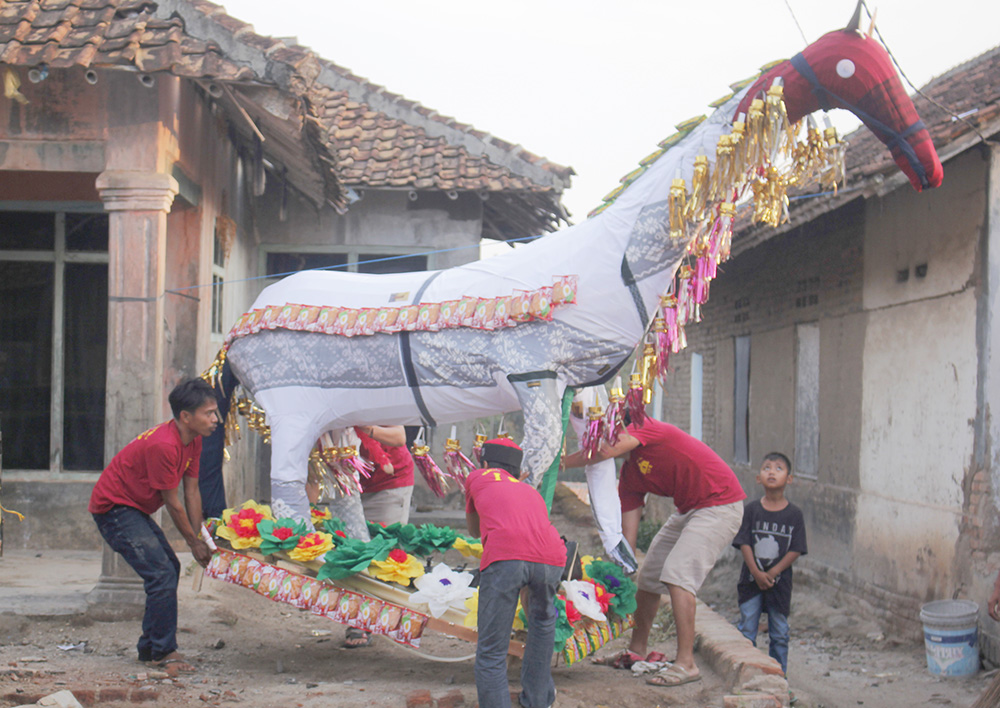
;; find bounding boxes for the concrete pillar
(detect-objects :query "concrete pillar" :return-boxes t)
[87,170,178,620]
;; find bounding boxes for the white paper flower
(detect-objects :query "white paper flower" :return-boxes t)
[409,563,476,618]
[561,580,606,622]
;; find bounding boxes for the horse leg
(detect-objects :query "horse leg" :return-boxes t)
[507,373,566,489]
[268,413,321,523]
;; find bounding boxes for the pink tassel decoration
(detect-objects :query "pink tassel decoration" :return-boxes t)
[472,433,487,466]
[626,372,647,427]
[604,378,626,445]
[411,441,450,498]
[338,445,374,480]
[580,404,605,460]
[444,434,476,482]
[311,435,361,497]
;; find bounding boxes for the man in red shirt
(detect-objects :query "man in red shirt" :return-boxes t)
[563,417,745,687]
[357,425,415,525]
[89,378,218,673]
[466,438,566,708]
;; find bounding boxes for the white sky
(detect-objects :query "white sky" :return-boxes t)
[220,0,1000,222]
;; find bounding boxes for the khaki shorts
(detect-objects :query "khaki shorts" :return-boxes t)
[361,485,413,525]
[636,501,744,596]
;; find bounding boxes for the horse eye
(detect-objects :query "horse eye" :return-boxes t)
[836,59,856,79]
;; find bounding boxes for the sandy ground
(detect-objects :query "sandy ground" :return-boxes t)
[0,505,724,708]
[2,492,997,707]
[699,554,993,708]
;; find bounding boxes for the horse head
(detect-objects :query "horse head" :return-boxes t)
[736,7,943,191]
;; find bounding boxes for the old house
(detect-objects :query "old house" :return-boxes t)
[661,45,1000,657]
[0,0,571,551]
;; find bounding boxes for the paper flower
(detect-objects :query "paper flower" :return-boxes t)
[552,597,576,652]
[317,536,395,581]
[322,516,348,537]
[579,555,596,581]
[369,548,425,586]
[561,580,606,622]
[558,594,582,625]
[288,532,334,562]
[257,518,307,555]
[217,500,273,549]
[409,563,476,618]
[584,560,637,617]
[415,524,458,555]
[593,582,614,615]
[463,590,479,628]
[453,536,483,559]
[310,505,332,526]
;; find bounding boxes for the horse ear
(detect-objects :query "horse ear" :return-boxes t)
[845,0,862,33]
[866,7,878,38]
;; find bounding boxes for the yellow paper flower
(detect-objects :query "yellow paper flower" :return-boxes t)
[288,532,334,562]
[463,590,479,628]
[453,537,483,559]
[217,500,273,549]
[579,555,596,581]
[310,506,332,526]
[369,548,425,586]
[462,590,524,630]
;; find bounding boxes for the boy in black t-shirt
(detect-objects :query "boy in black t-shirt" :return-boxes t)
[733,452,807,675]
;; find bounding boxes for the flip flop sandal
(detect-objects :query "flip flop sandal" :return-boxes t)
[147,657,197,675]
[591,649,643,669]
[646,664,702,687]
[343,627,372,649]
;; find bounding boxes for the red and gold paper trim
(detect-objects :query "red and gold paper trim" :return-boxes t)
[224,275,578,346]
[561,614,634,665]
[204,549,428,648]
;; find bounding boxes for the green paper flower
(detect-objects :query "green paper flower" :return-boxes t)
[322,517,348,537]
[257,518,308,556]
[317,535,395,581]
[415,524,458,555]
[552,597,576,653]
[585,560,637,618]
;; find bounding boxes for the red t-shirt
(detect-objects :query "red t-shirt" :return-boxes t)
[618,419,745,514]
[464,468,566,570]
[361,444,415,494]
[88,420,201,515]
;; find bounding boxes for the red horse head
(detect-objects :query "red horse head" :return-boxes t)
[736,6,943,191]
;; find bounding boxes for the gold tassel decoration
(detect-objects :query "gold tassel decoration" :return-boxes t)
[764,82,796,161]
[710,134,735,202]
[684,156,711,222]
[751,165,790,228]
[730,116,748,181]
[745,98,767,168]
[668,178,688,241]
[639,341,657,405]
[821,124,846,193]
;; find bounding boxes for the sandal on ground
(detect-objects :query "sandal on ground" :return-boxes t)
[591,649,643,669]
[646,663,702,687]
[145,652,196,675]
[344,627,372,649]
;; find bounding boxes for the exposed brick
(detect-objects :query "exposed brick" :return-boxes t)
[130,688,160,702]
[436,689,465,708]
[405,689,433,708]
[72,689,96,705]
[723,694,783,708]
[97,687,128,702]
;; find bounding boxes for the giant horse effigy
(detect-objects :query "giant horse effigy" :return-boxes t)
[208,4,943,524]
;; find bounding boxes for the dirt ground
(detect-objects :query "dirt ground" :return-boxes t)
[698,554,993,708]
[0,504,724,708]
[2,494,996,708]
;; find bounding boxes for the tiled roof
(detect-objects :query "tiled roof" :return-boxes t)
[734,43,1000,254]
[0,0,571,239]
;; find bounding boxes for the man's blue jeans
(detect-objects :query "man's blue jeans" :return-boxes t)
[476,560,562,708]
[93,506,180,661]
[737,593,790,675]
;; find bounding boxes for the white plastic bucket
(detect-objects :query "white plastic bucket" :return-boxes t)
[919,599,979,678]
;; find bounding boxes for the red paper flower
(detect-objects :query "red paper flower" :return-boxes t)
[334,530,347,538]
[230,508,265,538]
[272,526,295,541]
[559,594,582,625]
[389,548,409,564]
[593,582,614,614]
